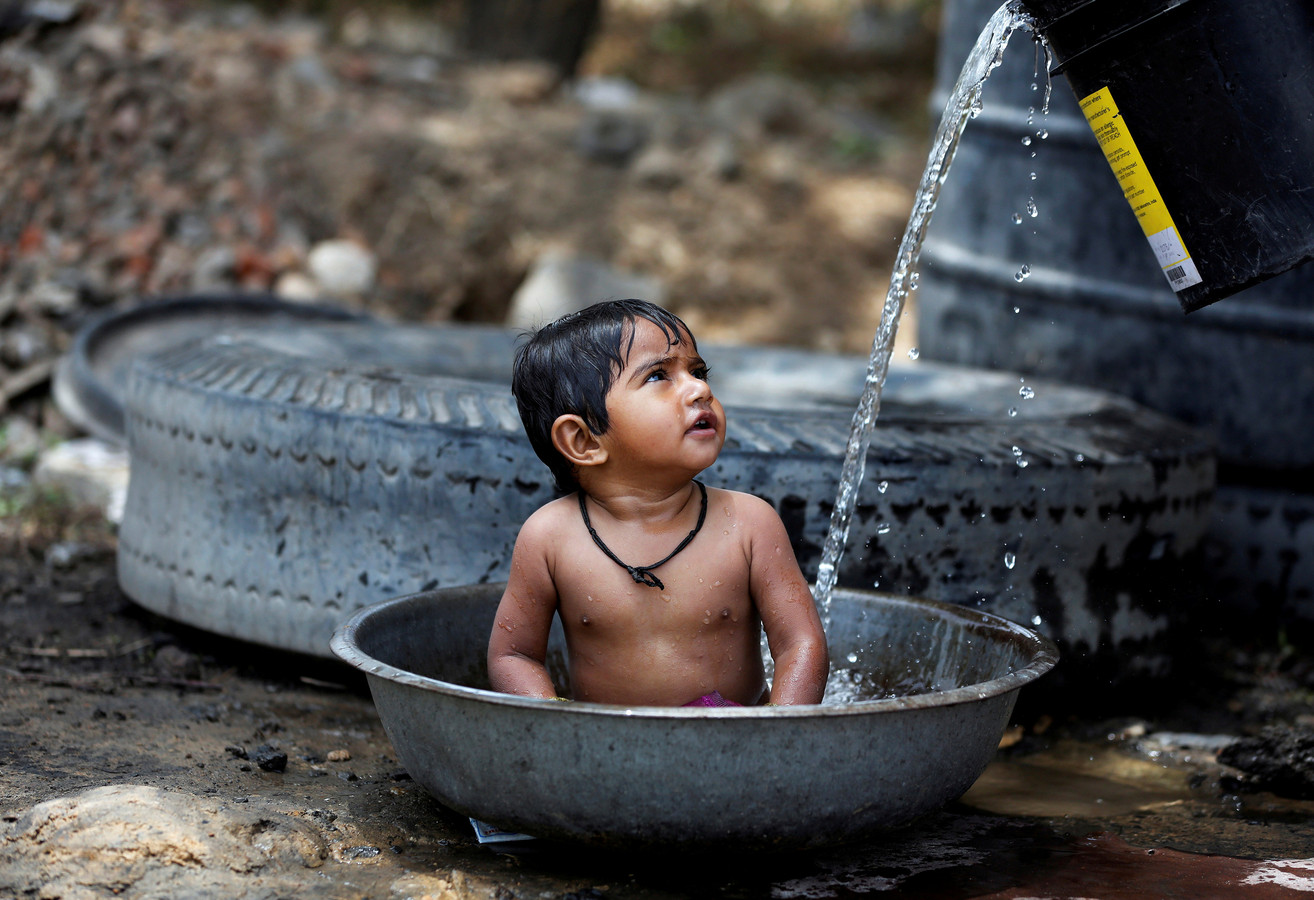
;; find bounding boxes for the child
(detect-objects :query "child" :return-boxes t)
[487,299,828,707]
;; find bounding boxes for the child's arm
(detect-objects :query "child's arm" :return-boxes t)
[745,497,829,705]
[487,512,562,699]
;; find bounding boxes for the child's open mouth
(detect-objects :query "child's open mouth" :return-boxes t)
[688,413,717,434]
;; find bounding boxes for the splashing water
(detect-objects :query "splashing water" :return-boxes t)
[813,1,1045,626]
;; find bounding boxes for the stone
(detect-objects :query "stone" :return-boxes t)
[27,278,79,315]
[1219,724,1314,799]
[32,437,130,523]
[0,415,42,464]
[0,785,327,898]
[575,108,648,164]
[273,271,322,302]
[191,246,238,290]
[465,61,561,105]
[506,252,664,330]
[707,74,820,141]
[307,239,377,296]
[631,144,684,190]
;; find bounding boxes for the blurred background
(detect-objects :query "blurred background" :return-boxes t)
[1,0,942,439]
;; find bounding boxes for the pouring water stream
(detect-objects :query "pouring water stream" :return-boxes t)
[813,1,1051,628]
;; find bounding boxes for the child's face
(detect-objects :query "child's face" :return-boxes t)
[598,318,726,478]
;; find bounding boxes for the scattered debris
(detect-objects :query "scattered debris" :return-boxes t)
[1219,724,1314,800]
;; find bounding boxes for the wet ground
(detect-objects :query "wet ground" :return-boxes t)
[2,503,1313,898]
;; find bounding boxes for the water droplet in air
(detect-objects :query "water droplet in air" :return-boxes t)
[909,271,920,290]
[1016,458,1029,468]
[1019,385,1035,400]
[1021,135,1032,146]
[1011,212,1023,225]
[1004,551,1016,570]
[846,652,859,664]
[1014,265,1031,282]
[907,347,920,360]
[1029,171,1038,181]
[1031,615,1043,626]
[877,480,889,494]
[876,523,892,535]
[1030,81,1039,92]
[1037,128,1049,140]
[1074,453,1086,463]
[1012,305,1021,314]
[1026,198,1039,218]
[1008,407,1018,417]
[1012,445,1023,457]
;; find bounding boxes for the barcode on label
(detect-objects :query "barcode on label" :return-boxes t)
[1166,265,1187,284]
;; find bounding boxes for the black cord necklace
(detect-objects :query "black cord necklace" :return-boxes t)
[579,482,708,591]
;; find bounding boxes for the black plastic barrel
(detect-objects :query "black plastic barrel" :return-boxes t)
[1023,0,1314,312]
[917,0,1314,625]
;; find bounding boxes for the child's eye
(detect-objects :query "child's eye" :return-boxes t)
[695,366,711,380]
[645,369,666,383]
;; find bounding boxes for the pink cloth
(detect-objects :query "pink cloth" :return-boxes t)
[682,690,741,708]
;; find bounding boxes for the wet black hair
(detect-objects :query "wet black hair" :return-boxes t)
[512,298,695,494]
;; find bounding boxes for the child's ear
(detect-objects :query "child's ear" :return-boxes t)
[552,414,608,468]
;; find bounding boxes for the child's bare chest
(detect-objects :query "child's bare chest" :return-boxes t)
[552,528,755,635]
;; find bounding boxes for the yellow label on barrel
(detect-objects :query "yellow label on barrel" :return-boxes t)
[1080,86,1203,292]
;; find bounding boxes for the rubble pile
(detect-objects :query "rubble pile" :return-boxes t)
[0,0,925,439]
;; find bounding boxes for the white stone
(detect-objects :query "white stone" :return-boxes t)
[33,438,130,524]
[307,240,377,296]
[273,271,321,302]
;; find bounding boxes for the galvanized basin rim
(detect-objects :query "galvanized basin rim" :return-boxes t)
[331,589,1058,718]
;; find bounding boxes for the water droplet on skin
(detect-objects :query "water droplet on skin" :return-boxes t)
[846,652,859,664]
[907,347,920,360]
[713,580,722,587]
[702,618,710,625]
[1008,407,1018,418]
[1011,212,1023,225]
[1021,135,1032,146]
[1019,385,1035,400]
[876,523,891,535]
[1004,551,1016,570]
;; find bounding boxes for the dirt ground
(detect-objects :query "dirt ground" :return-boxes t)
[3,1,1314,897]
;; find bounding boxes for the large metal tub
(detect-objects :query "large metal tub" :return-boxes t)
[331,584,1057,849]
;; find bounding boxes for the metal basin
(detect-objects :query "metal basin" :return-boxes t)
[330,584,1058,849]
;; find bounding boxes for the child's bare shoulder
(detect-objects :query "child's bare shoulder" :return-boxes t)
[709,487,782,526]
[518,495,579,542]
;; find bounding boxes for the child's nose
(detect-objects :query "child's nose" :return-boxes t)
[684,373,712,403]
